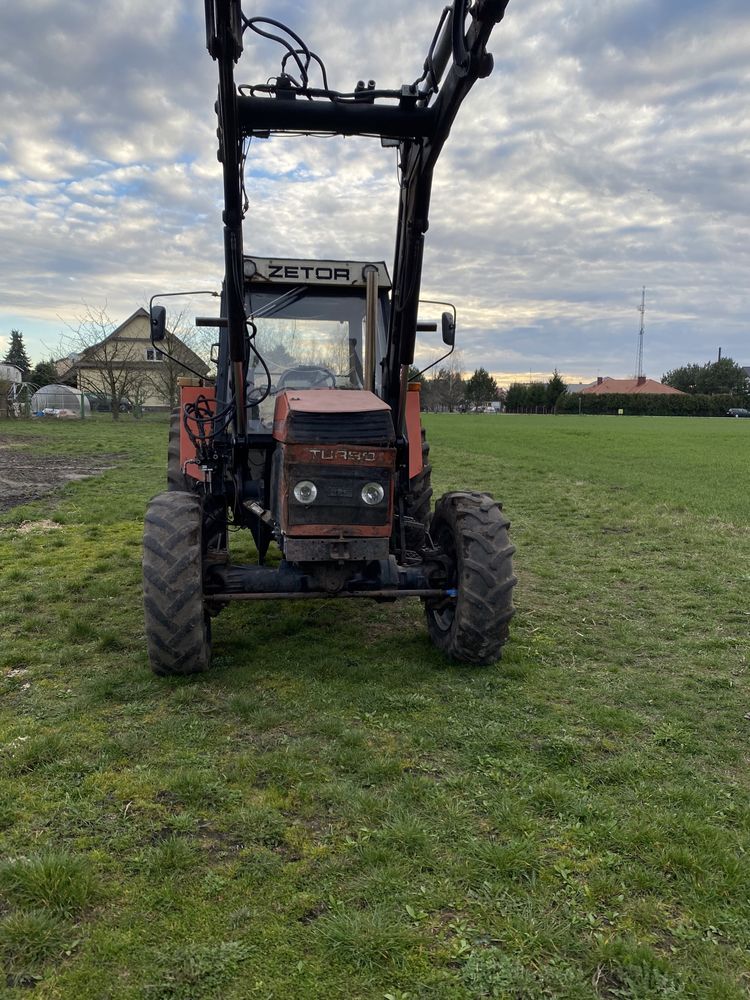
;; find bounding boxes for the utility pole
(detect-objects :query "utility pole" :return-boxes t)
[635,287,645,380]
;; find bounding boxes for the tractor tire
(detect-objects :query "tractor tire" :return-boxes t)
[404,429,433,527]
[143,491,212,676]
[167,409,189,491]
[425,491,516,665]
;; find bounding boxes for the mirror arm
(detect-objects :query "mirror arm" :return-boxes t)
[409,341,455,382]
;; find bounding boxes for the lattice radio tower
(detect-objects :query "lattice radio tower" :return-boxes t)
[635,286,646,379]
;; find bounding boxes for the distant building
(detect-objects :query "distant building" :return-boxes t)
[57,308,209,411]
[580,376,685,396]
[0,363,23,384]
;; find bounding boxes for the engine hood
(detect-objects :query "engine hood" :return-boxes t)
[272,389,395,446]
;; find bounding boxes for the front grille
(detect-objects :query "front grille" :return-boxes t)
[287,464,391,527]
[286,409,394,445]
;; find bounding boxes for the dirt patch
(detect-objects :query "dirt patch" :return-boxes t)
[298,902,327,924]
[0,441,117,513]
[0,519,62,535]
[197,823,246,858]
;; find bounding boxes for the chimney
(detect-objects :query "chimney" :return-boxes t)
[637,375,647,386]
[597,376,603,385]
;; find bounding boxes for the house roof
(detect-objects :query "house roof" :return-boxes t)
[61,308,208,376]
[105,306,150,341]
[580,377,685,396]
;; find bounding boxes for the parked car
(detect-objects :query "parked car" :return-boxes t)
[85,392,132,413]
[727,408,750,418]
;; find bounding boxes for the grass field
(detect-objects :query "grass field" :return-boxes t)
[0,413,748,999]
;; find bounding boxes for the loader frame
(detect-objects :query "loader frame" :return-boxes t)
[205,0,510,437]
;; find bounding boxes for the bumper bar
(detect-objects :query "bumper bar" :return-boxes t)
[204,558,453,602]
[207,588,452,602]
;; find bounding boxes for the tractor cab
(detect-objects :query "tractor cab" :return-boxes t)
[235,257,392,431]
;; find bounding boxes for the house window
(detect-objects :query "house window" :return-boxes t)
[145,348,163,362]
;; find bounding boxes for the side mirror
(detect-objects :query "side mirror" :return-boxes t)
[150,305,167,342]
[441,311,456,347]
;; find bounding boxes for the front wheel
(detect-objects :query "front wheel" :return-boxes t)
[143,491,212,676]
[425,491,516,665]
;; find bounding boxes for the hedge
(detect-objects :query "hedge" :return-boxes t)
[555,392,746,417]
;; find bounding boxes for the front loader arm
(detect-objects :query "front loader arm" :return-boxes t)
[205,0,511,429]
[383,0,510,415]
[207,0,247,438]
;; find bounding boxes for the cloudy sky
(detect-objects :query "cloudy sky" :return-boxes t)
[1,0,748,385]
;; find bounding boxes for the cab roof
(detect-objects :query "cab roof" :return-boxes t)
[244,256,391,290]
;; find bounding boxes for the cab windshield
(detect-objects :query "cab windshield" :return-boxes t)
[246,285,385,394]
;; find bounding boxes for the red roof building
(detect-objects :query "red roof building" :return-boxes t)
[580,376,685,395]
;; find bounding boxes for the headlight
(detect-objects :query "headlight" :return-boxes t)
[361,482,385,505]
[293,480,317,504]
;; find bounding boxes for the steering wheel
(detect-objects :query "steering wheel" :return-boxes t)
[276,365,337,390]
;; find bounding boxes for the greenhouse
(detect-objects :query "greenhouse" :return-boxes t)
[30,384,91,418]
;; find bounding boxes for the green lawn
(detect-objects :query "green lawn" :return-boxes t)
[0,413,748,998]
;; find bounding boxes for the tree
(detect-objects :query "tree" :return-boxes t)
[465,368,499,410]
[663,358,749,398]
[505,382,527,410]
[425,361,465,411]
[2,330,31,379]
[29,359,59,388]
[145,306,210,410]
[505,380,551,411]
[147,330,194,409]
[705,358,750,396]
[662,362,701,394]
[546,369,566,410]
[526,381,547,409]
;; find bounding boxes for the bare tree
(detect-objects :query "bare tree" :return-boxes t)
[423,356,465,411]
[144,305,211,410]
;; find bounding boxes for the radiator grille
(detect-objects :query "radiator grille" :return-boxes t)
[286,409,394,445]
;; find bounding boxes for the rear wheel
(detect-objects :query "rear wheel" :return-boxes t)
[426,491,516,665]
[143,491,212,676]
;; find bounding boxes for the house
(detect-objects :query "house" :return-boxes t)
[0,363,23,384]
[58,308,209,411]
[580,376,685,396]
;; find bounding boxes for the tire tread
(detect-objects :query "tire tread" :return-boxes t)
[426,491,517,665]
[143,491,211,676]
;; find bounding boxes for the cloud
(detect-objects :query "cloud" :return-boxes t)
[0,0,748,381]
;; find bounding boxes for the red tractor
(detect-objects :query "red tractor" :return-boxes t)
[144,0,516,675]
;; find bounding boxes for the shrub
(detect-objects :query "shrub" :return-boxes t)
[556,392,743,417]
